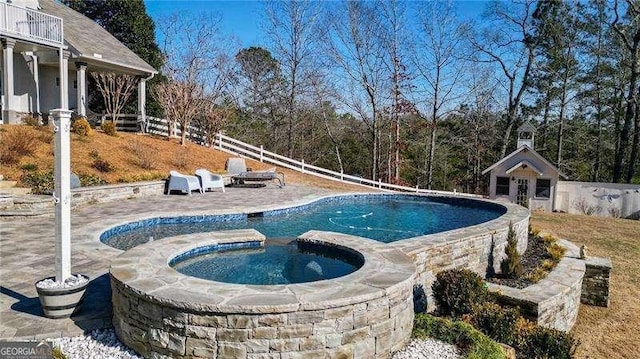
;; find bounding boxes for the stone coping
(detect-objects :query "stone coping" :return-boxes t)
[70,180,165,193]
[110,229,417,315]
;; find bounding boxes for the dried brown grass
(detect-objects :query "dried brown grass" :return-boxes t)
[531,212,640,359]
[0,124,364,193]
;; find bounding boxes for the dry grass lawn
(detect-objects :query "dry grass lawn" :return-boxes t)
[0,124,364,192]
[531,211,640,359]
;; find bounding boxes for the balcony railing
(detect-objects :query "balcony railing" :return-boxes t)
[0,2,63,47]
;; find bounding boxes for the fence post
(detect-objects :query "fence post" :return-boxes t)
[378,178,382,189]
[301,159,305,174]
[216,132,223,150]
[340,170,344,182]
[260,145,264,162]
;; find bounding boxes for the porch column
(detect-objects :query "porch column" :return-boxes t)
[138,77,146,124]
[58,49,69,110]
[32,54,40,115]
[75,62,87,116]
[2,38,16,124]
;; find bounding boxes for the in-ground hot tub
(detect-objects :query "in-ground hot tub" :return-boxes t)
[169,238,365,285]
[110,229,416,359]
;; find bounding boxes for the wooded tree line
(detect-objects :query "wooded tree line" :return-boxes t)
[70,0,640,192]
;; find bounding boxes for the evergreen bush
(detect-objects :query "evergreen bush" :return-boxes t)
[71,117,93,137]
[432,269,488,317]
[100,121,117,136]
[500,223,523,278]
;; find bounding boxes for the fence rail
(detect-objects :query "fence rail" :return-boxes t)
[214,132,480,197]
[0,2,63,46]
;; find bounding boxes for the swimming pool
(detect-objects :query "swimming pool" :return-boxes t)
[101,194,506,250]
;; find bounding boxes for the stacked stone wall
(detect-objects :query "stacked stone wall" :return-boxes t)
[112,280,413,359]
[581,257,612,307]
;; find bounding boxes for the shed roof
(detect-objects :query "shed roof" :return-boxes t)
[482,145,568,179]
[39,0,157,75]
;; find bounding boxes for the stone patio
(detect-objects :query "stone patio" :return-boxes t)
[0,184,343,340]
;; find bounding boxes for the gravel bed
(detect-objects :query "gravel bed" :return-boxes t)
[51,329,460,359]
[36,274,88,289]
[49,329,141,359]
[392,338,462,359]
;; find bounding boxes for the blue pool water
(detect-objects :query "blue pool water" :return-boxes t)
[102,195,505,250]
[170,239,364,285]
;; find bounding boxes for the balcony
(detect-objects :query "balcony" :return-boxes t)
[0,1,62,47]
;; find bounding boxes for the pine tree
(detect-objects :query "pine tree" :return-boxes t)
[501,223,523,279]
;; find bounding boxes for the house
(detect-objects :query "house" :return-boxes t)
[482,122,567,211]
[1,0,156,124]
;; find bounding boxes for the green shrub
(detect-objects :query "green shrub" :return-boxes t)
[413,314,505,359]
[21,170,54,194]
[469,302,520,345]
[20,163,38,172]
[100,121,117,136]
[71,117,93,137]
[78,173,108,187]
[515,319,577,359]
[500,223,523,278]
[432,269,488,318]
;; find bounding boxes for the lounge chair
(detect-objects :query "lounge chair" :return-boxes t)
[167,171,203,195]
[195,168,225,193]
[225,158,285,188]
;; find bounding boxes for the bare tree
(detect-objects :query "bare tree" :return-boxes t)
[196,101,231,147]
[325,1,387,180]
[412,1,467,189]
[264,0,320,158]
[91,72,138,127]
[468,0,538,158]
[155,13,235,145]
[154,80,204,145]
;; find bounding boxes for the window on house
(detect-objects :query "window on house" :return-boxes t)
[496,176,510,196]
[535,179,551,198]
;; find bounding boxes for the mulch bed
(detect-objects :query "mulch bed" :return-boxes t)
[486,234,552,289]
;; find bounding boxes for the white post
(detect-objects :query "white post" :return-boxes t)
[217,132,223,150]
[340,170,344,182]
[75,62,87,116]
[138,77,146,123]
[301,159,305,174]
[58,49,69,110]
[260,145,264,162]
[2,38,16,123]
[52,109,73,282]
[378,178,382,189]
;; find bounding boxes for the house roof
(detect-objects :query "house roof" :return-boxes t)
[482,145,568,179]
[38,0,157,75]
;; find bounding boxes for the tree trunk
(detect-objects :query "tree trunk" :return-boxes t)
[556,70,570,168]
[180,123,187,146]
[613,60,637,182]
[627,103,640,182]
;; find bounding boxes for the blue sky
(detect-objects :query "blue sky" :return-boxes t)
[144,0,489,48]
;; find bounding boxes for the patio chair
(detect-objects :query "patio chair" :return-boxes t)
[167,170,203,195]
[225,157,285,188]
[195,168,225,193]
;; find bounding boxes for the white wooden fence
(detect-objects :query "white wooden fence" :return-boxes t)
[214,132,480,197]
[110,114,478,196]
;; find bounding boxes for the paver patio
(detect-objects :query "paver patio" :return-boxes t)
[0,184,347,339]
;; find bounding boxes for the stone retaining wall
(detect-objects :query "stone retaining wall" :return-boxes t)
[71,181,165,207]
[389,199,530,312]
[581,257,612,307]
[111,230,416,359]
[487,255,586,332]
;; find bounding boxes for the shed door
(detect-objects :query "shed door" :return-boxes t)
[516,178,529,208]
